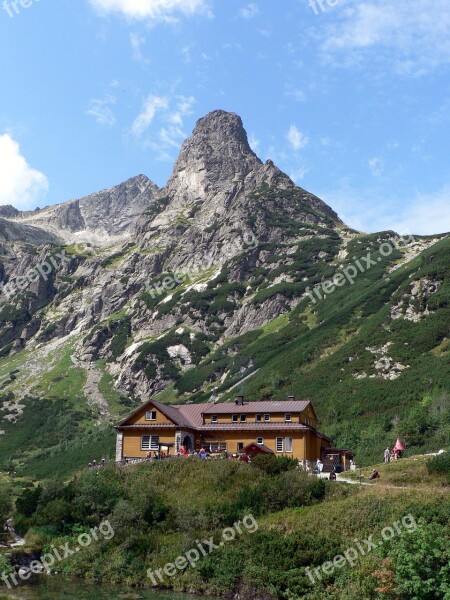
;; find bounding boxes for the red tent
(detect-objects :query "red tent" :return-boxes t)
[394,438,405,452]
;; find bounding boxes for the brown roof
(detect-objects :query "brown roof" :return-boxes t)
[177,403,206,428]
[201,400,310,415]
[242,442,274,454]
[116,398,323,436]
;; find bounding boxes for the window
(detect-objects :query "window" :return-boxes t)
[285,413,291,422]
[285,437,293,453]
[255,414,262,422]
[256,437,264,445]
[264,414,271,422]
[237,442,244,451]
[232,414,238,423]
[276,438,283,453]
[145,410,157,421]
[141,435,159,451]
[211,415,218,423]
[209,442,227,452]
[240,414,247,422]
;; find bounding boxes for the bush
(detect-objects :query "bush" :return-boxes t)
[427,452,450,483]
[252,454,298,475]
[15,485,42,518]
[0,481,12,524]
[381,520,450,599]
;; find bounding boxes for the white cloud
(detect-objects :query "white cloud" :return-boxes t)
[319,183,450,235]
[286,125,308,151]
[290,165,309,182]
[89,0,210,21]
[368,157,384,178]
[248,134,260,153]
[240,3,259,19]
[131,95,168,136]
[0,134,49,210]
[131,94,196,160]
[320,0,450,75]
[86,94,117,127]
[130,32,148,63]
[390,187,450,235]
[285,88,305,102]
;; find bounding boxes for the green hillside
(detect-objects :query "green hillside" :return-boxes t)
[1,456,448,599]
[0,233,449,478]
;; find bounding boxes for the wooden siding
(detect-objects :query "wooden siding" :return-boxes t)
[127,403,174,426]
[122,429,176,457]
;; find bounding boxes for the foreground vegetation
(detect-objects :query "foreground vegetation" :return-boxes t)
[1,455,448,599]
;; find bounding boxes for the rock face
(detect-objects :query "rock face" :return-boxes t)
[1,175,159,244]
[136,110,340,272]
[0,218,60,245]
[0,110,346,400]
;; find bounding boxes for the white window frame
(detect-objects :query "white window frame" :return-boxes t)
[232,414,238,423]
[211,415,218,423]
[285,437,293,453]
[145,410,157,421]
[276,437,283,453]
[264,414,271,422]
[209,442,227,452]
[256,437,264,445]
[141,435,159,451]
[255,414,262,422]
[285,413,291,422]
[240,414,247,422]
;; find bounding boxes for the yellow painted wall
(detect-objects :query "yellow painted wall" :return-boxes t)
[300,405,318,429]
[121,428,327,460]
[122,429,176,457]
[196,430,310,460]
[128,404,174,426]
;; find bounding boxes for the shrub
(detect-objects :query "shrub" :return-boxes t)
[15,485,42,518]
[427,452,450,483]
[381,520,450,599]
[252,454,298,475]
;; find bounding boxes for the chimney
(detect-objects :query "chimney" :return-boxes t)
[287,395,295,401]
[235,395,244,406]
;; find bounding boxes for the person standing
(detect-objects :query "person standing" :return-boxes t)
[384,447,390,463]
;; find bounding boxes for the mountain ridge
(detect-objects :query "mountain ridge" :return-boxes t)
[0,110,448,476]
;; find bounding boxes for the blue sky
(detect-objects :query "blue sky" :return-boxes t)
[0,0,449,234]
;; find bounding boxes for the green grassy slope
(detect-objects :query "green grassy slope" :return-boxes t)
[0,233,449,478]
[3,457,448,599]
[154,234,450,464]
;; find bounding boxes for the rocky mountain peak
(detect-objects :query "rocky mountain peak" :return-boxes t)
[165,110,263,206]
[0,205,20,218]
[191,110,257,157]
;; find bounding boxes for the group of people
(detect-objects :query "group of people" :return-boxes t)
[383,446,403,463]
[88,458,106,468]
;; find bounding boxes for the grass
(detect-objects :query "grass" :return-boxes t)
[5,457,448,598]
[97,361,133,417]
[35,345,87,405]
[343,453,450,489]
[18,427,116,479]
